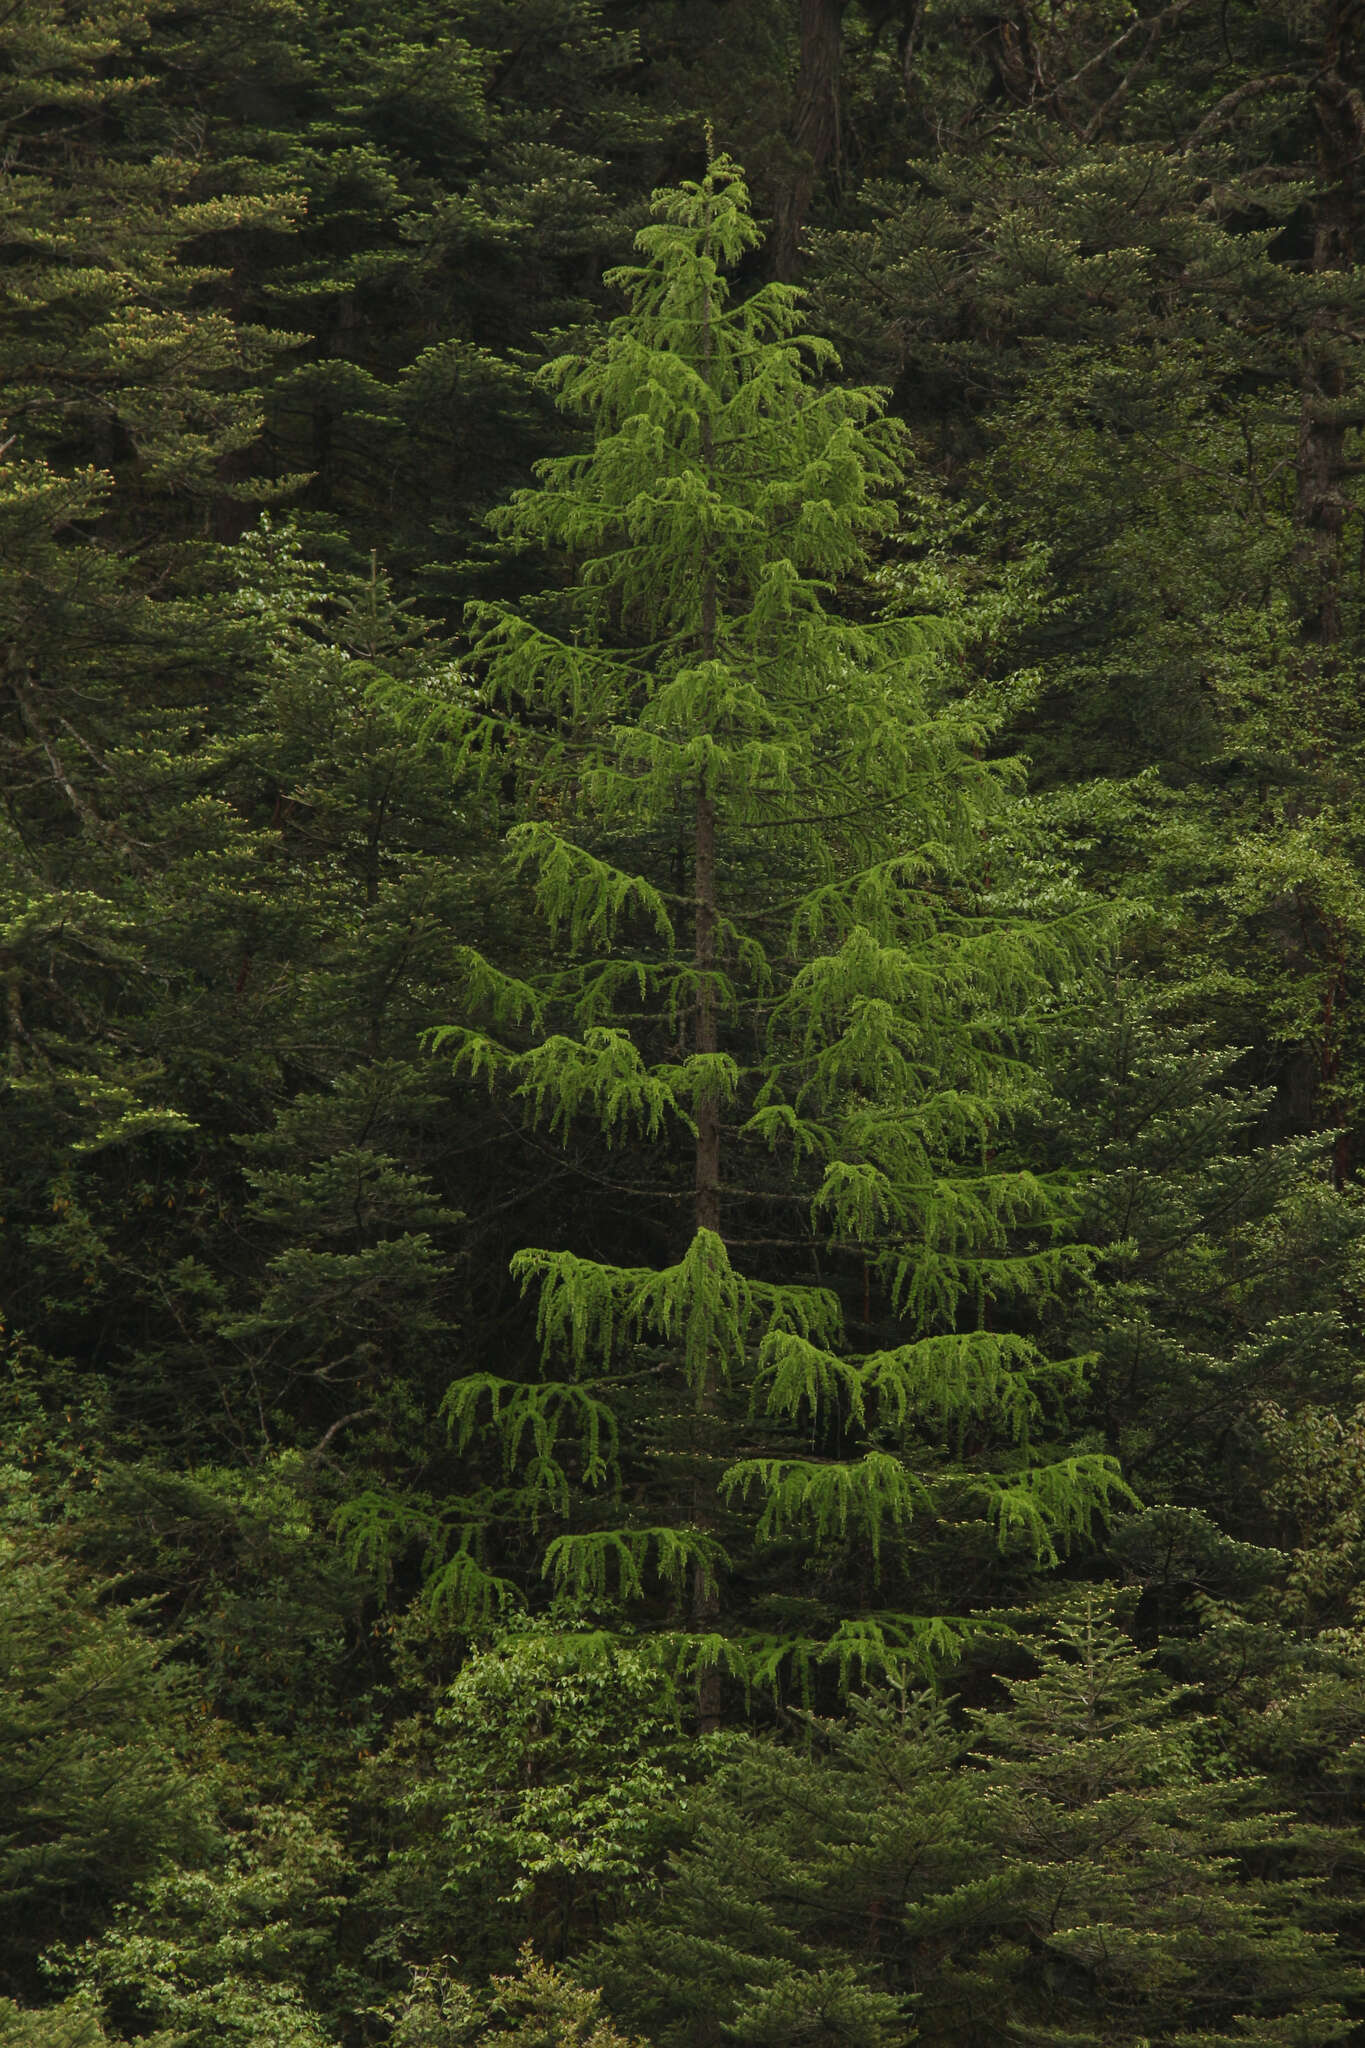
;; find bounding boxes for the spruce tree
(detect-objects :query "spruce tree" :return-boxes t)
[951,1599,1362,2048]
[1038,982,1361,1516]
[347,155,1122,1703]
[0,1475,205,2001]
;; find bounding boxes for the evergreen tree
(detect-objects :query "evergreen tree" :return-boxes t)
[125,0,678,582]
[0,1469,204,2000]
[597,1690,973,2048]
[0,1998,113,2048]
[951,1599,1361,2048]
[599,1600,1364,2048]
[1037,981,1361,1521]
[344,155,1121,1706]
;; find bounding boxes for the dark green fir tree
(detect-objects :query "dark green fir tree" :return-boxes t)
[596,1598,1363,2048]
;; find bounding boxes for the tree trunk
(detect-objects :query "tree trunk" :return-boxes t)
[1291,2,1365,1178]
[693,583,721,1240]
[771,0,846,281]
[1296,0,1365,644]
[691,257,724,1727]
[692,759,723,1731]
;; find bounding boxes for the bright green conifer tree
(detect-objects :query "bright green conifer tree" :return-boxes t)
[350,156,1125,1704]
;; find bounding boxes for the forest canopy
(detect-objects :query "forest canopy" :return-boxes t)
[5,4,1365,2045]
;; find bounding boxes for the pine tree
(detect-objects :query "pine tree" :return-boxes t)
[1037,980,1362,1517]
[596,1690,973,2048]
[345,155,1123,1706]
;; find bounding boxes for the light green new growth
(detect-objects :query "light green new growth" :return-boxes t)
[388,154,1123,1696]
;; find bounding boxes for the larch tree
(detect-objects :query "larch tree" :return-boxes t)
[346,155,1125,1710]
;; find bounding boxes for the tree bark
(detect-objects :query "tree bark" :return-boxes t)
[691,771,723,1731]
[690,669,724,1728]
[771,0,846,281]
[1287,4,1365,1179]
[1296,0,1365,645]
[690,257,725,1728]
[693,574,721,1239]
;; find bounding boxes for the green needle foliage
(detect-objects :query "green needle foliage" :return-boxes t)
[597,1598,1363,2048]
[349,156,1126,1705]
[6,8,1365,2041]
[0,1483,204,1999]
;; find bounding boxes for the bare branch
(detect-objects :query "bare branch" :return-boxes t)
[1184,72,1300,152]
[309,1407,380,1463]
[10,668,105,839]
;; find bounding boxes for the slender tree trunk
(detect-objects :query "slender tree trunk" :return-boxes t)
[895,0,928,96]
[691,721,724,1730]
[1296,0,1365,645]
[694,248,722,1247]
[691,264,723,1727]
[771,0,846,281]
[1293,2,1365,1177]
[693,616,721,1234]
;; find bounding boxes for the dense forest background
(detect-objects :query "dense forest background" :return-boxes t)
[8,2,1365,2043]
